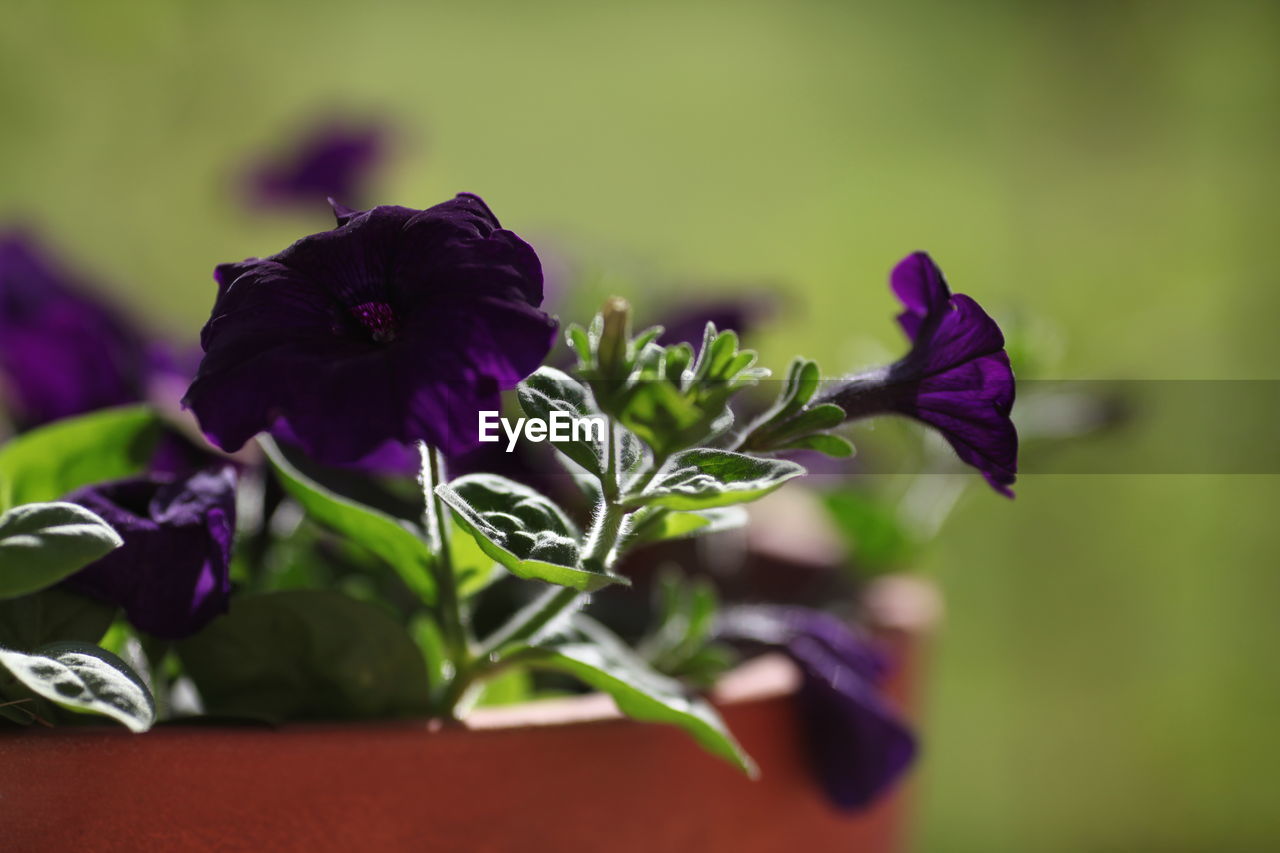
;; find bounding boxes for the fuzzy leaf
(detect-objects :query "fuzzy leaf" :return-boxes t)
[437,474,626,591]
[778,433,856,458]
[770,403,846,439]
[517,367,609,477]
[566,324,592,367]
[0,642,154,732]
[625,449,804,510]
[0,502,122,599]
[629,506,748,545]
[780,358,821,414]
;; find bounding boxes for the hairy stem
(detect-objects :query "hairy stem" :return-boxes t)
[473,418,632,670]
[419,441,470,712]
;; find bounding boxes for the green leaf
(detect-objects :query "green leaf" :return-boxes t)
[437,474,626,591]
[739,360,854,457]
[629,506,748,545]
[640,571,723,683]
[177,590,432,723]
[410,613,450,695]
[474,666,534,707]
[619,380,706,455]
[516,368,648,487]
[522,617,754,775]
[606,327,763,456]
[779,358,821,414]
[822,490,916,573]
[625,449,804,511]
[0,405,161,510]
[0,502,123,599]
[0,642,155,732]
[448,517,504,598]
[777,433,855,458]
[768,402,846,439]
[517,367,609,477]
[566,324,592,367]
[260,436,436,604]
[0,588,117,651]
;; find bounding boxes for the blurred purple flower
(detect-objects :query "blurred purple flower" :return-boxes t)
[184,194,557,463]
[655,293,775,351]
[821,252,1017,496]
[63,467,237,639]
[245,120,388,209]
[0,232,151,428]
[717,605,916,811]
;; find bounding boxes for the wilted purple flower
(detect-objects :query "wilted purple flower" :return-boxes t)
[821,252,1017,496]
[63,468,237,639]
[246,120,388,209]
[184,195,557,463]
[0,232,151,428]
[717,605,916,811]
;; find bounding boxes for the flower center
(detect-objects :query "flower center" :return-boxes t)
[349,301,398,343]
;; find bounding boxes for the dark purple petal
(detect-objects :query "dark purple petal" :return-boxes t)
[823,252,1017,496]
[328,197,359,226]
[790,634,917,810]
[890,251,949,340]
[272,205,414,310]
[0,232,151,428]
[184,194,557,464]
[62,467,237,639]
[212,258,261,305]
[245,120,388,210]
[716,605,917,811]
[396,194,545,307]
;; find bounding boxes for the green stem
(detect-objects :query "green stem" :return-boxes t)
[418,442,470,694]
[141,637,172,721]
[479,585,583,660]
[580,500,626,574]
[602,413,621,501]
[438,645,547,716]
[473,418,632,667]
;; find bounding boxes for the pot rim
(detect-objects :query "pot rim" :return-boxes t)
[0,575,936,740]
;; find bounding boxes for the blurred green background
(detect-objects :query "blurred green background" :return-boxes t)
[2,1,1277,849]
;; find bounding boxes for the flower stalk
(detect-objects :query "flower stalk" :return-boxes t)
[418,442,470,706]
[476,418,632,665]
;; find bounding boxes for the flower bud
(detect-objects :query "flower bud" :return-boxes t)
[597,296,632,379]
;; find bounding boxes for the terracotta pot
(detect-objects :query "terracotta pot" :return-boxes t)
[0,577,937,853]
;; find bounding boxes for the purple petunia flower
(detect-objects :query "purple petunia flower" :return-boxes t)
[183,194,557,463]
[62,467,237,640]
[821,252,1017,496]
[245,120,389,210]
[0,231,152,429]
[716,605,917,811]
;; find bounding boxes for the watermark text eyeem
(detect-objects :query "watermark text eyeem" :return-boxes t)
[478,411,607,452]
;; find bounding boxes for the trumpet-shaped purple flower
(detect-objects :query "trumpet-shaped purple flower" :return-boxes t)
[821,252,1017,496]
[183,194,557,463]
[63,468,237,639]
[0,232,151,428]
[717,606,916,811]
[246,120,388,209]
